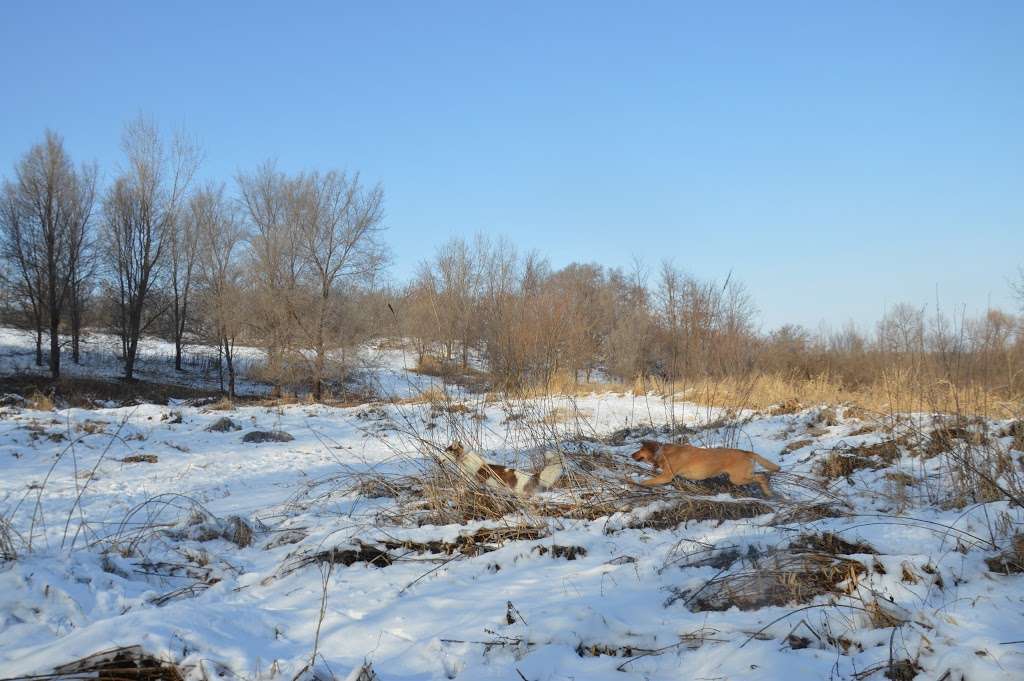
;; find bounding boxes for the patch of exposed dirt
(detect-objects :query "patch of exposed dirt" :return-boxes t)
[790,532,877,555]
[627,498,773,530]
[533,544,587,560]
[122,454,159,464]
[383,525,548,558]
[242,430,294,443]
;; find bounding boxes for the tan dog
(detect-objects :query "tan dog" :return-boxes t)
[629,439,779,497]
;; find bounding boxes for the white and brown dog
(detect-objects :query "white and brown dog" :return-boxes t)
[441,441,563,495]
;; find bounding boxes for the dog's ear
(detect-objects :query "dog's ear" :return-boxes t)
[640,439,661,452]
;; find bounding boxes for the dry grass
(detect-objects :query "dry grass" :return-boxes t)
[25,389,55,411]
[3,645,185,681]
[0,516,17,562]
[813,452,882,479]
[511,370,631,399]
[393,386,451,406]
[512,371,1023,420]
[986,533,1024,574]
[205,396,235,411]
[679,542,866,612]
[627,498,774,530]
[411,355,490,392]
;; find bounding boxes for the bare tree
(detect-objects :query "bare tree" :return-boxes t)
[0,183,46,365]
[239,163,386,399]
[102,116,199,380]
[1013,266,1024,312]
[297,171,386,400]
[68,239,97,364]
[238,162,304,395]
[0,131,96,378]
[194,184,247,397]
[169,195,202,370]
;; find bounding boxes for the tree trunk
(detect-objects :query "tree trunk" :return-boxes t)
[48,316,61,379]
[224,338,236,399]
[124,342,137,380]
[313,289,327,402]
[35,326,43,366]
[124,308,141,380]
[217,339,224,394]
[173,300,186,371]
[71,304,82,364]
[313,352,324,402]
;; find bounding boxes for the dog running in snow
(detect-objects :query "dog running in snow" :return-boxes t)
[629,439,780,497]
[441,441,563,495]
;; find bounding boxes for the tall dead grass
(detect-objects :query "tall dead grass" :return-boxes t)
[513,370,1022,420]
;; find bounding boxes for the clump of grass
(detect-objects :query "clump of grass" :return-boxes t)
[813,452,881,479]
[790,532,876,556]
[543,405,591,425]
[781,438,814,455]
[986,533,1024,575]
[415,473,527,524]
[922,423,988,458]
[26,389,55,411]
[205,396,235,411]
[38,645,184,681]
[0,517,18,562]
[1001,420,1024,451]
[681,547,865,612]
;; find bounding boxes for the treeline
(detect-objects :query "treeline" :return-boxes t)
[1,119,387,397]
[401,237,1024,399]
[2,122,1023,402]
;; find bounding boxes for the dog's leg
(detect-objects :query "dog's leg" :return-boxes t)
[727,469,771,497]
[638,470,677,487]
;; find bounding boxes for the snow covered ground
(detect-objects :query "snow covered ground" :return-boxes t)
[0,327,269,395]
[1,388,1022,680]
[1,332,1023,680]
[0,327,444,400]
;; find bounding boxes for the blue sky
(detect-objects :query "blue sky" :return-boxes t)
[2,1,1022,330]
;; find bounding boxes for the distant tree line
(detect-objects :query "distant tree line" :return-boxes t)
[1,118,386,398]
[401,236,1024,398]
[2,120,1023,401]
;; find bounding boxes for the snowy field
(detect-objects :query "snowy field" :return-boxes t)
[1,339,1024,680]
[0,327,269,396]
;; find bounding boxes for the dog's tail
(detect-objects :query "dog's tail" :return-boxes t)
[749,452,780,472]
[537,450,564,489]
